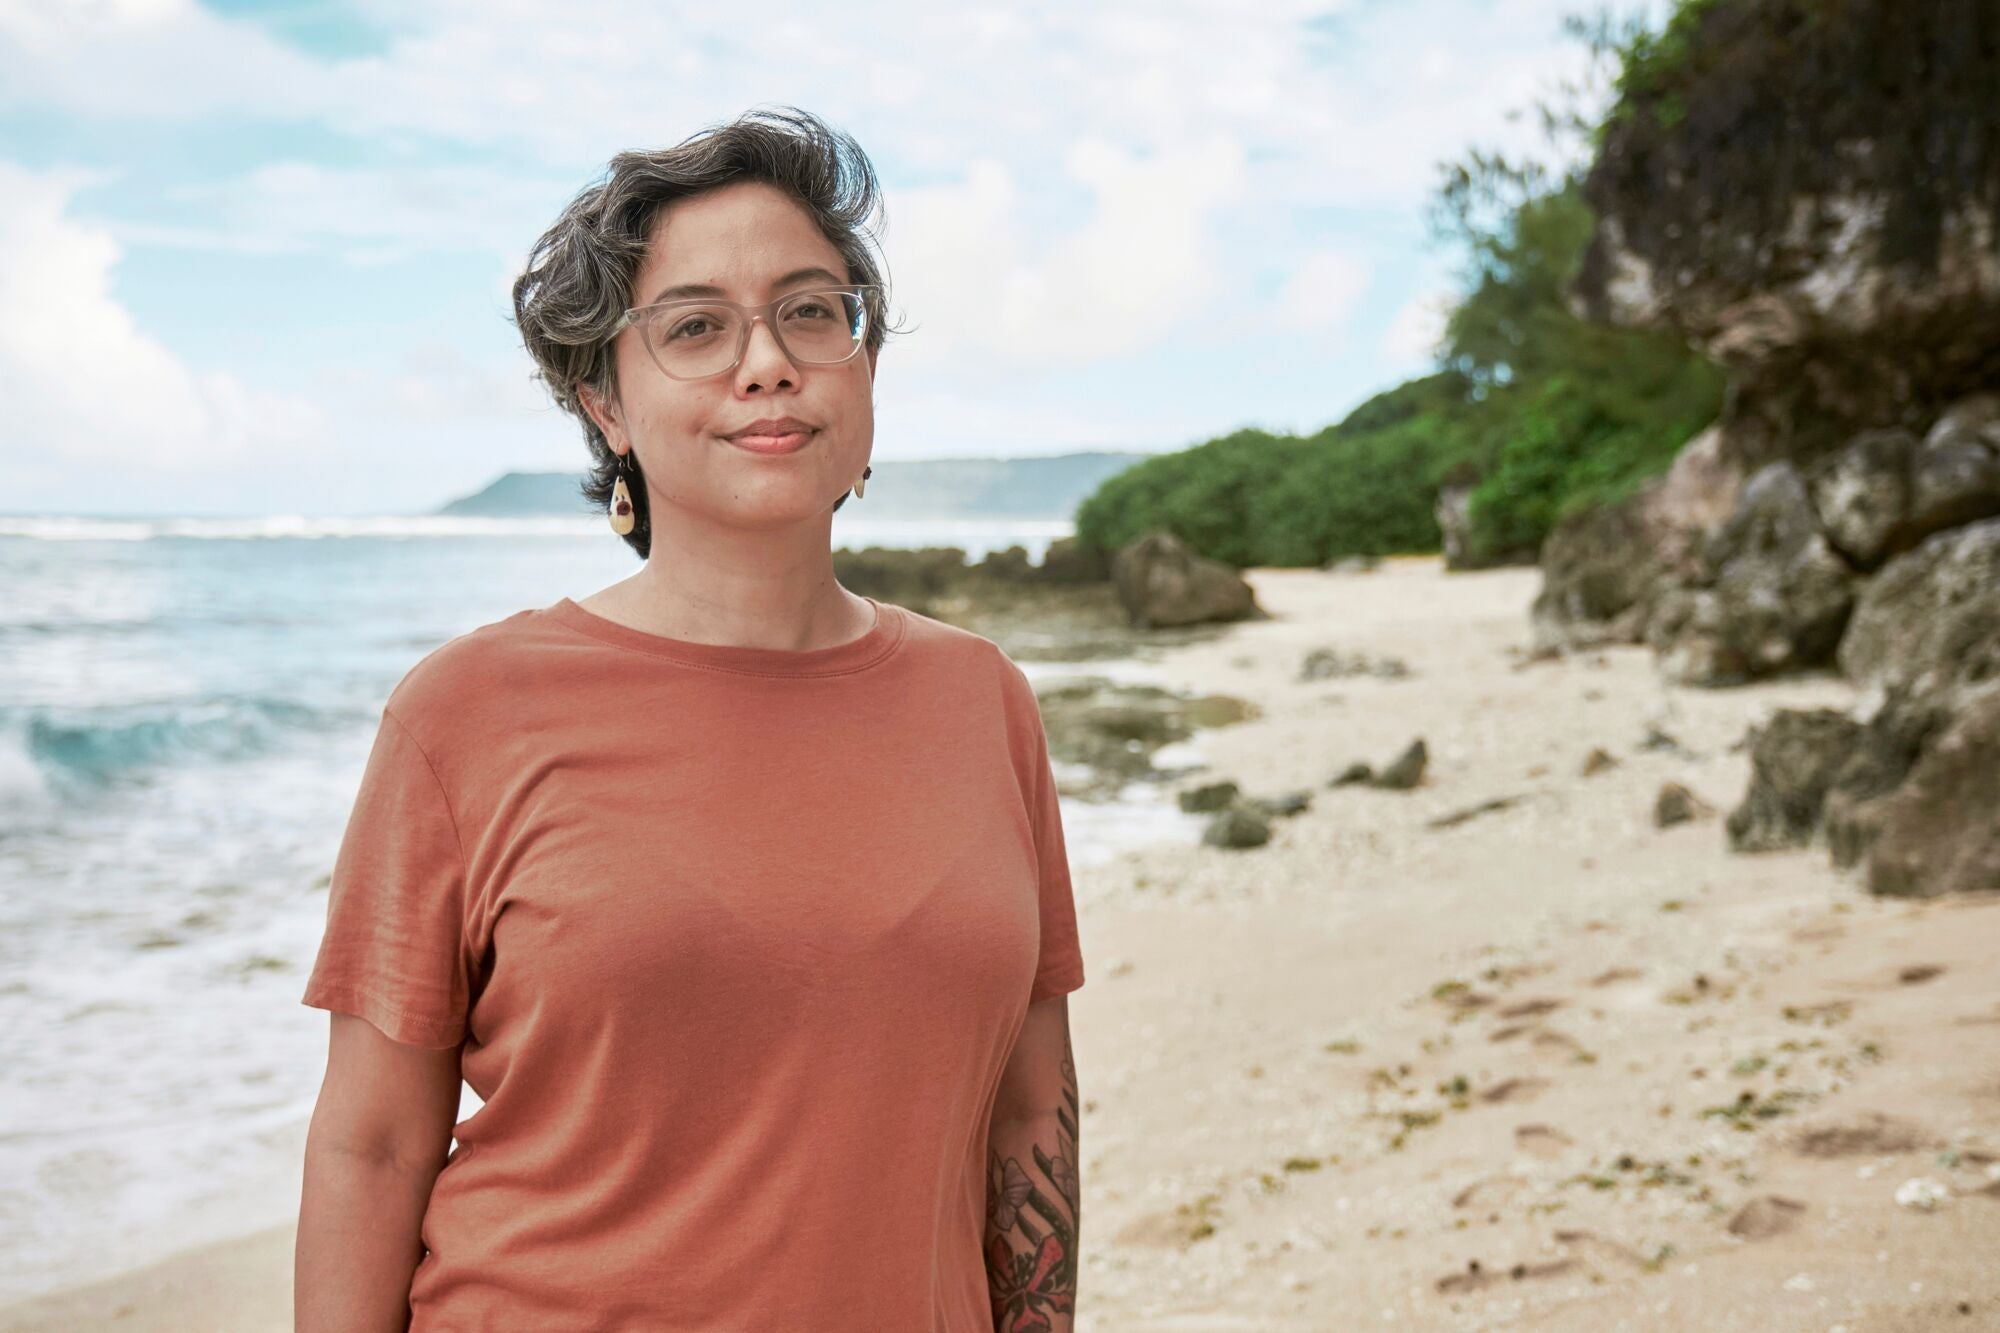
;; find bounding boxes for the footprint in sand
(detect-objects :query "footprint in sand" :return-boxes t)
[1434,1256,1577,1294]
[1442,1228,1682,1290]
[1488,1025,1587,1058]
[1589,966,1644,986]
[1514,1123,1574,1158]
[1727,1195,1808,1238]
[1551,1228,1652,1271]
[1787,1110,1939,1158]
[1450,1174,1531,1210]
[1479,1076,1551,1105]
[1495,996,1564,1020]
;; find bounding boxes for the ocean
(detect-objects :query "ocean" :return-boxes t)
[0,513,1196,1302]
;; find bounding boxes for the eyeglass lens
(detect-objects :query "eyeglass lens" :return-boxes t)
[638,289,867,379]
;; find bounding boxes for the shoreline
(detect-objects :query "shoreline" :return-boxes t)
[6,556,1997,1331]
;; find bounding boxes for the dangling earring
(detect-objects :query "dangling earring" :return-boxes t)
[608,450,636,535]
[852,465,872,500]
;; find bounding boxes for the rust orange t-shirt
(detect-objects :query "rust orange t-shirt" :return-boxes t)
[300,593,1085,1330]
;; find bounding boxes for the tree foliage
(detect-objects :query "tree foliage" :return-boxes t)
[1073,3,1727,569]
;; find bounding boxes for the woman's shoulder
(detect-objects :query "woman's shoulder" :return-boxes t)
[380,606,551,742]
[883,600,1042,723]
[882,599,1024,676]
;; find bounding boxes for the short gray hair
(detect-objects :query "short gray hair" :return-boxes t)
[510,104,905,558]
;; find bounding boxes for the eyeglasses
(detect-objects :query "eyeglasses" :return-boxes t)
[610,284,879,381]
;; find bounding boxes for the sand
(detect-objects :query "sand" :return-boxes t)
[6,556,1996,1332]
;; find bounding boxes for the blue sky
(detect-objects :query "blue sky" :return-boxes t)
[0,0,1642,518]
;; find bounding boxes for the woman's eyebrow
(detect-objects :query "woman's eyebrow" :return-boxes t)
[644,266,845,305]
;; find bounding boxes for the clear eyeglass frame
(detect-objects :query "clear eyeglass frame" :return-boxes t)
[610,283,880,381]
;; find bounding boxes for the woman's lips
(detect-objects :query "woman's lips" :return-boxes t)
[726,429,816,455]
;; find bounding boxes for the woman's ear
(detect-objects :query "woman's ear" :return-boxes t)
[579,382,627,452]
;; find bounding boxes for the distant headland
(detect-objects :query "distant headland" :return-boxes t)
[434,451,1148,521]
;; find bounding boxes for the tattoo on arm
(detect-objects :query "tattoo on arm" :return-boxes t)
[984,1034,1079,1333]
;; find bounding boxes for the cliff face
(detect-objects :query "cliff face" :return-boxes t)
[1534,0,2000,897]
[1572,0,2000,459]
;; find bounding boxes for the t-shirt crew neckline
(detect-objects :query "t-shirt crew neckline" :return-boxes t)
[543,593,905,677]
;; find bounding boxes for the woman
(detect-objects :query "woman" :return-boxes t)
[295,105,1085,1332]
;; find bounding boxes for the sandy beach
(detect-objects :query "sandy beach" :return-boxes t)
[6,556,1996,1332]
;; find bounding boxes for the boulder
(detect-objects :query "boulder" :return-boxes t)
[1821,688,1956,869]
[1804,401,2000,571]
[1374,739,1428,791]
[1250,790,1313,818]
[1202,804,1272,850]
[1725,709,1864,852]
[1656,782,1715,828]
[1530,423,1744,653]
[1109,530,1261,629]
[1726,689,1951,861]
[1802,427,1921,570]
[1178,781,1239,814]
[1653,462,1858,685]
[1529,495,1656,651]
[1837,517,2000,707]
[1033,535,1114,584]
[1864,693,2000,897]
[1908,393,2000,543]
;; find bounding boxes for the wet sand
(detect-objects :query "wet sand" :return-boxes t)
[5,556,1996,1331]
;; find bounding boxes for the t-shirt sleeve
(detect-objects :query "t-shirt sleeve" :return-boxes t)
[301,703,472,1050]
[1013,663,1085,1005]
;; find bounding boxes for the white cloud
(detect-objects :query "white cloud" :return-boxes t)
[1383,286,1453,366]
[3,0,1612,210]
[0,161,332,471]
[884,133,1247,371]
[1272,250,1372,334]
[308,344,554,425]
[136,161,575,266]
[0,0,330,119]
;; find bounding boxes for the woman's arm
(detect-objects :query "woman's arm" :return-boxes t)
[984,994,1081,1333]
[296,1013,463,1332]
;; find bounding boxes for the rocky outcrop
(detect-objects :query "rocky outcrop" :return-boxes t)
[1434,476,1478,572]
[1530,423,1743,654]
[1110,530,1261,629]
[1650,462,1859,685]
[1836,517,2000,706]
[1531,0,2000,896]
[1804,397,2000,571]
[1538,401,2000,686]
[1033,535,1115,584]
[1728,680,1976,888]
[1725,710,1866,853]
[1863,694,2000,897]
[1577,199,2000,445]
[1571,1,2000,442]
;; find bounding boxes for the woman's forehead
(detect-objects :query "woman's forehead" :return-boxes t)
[642,184,837,277]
